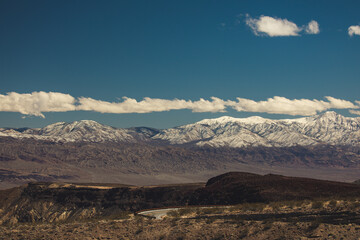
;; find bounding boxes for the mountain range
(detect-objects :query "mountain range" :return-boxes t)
[1,111,360,148]
[1,111,360,189]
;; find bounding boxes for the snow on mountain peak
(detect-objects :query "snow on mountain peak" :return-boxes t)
[239,116,270,124]
[66,120,102,128]
[154,111,360,147]
[316,111,344,121]
[197,115,270,125]
[197,116,237,124]
[41,120,104,134]
[279,111,345,124]
[19,119,136,143]
[1,111,360,147]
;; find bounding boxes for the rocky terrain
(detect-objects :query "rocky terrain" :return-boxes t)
[1,172,360,239]
[1,210,360,240]
[1,172,360,225]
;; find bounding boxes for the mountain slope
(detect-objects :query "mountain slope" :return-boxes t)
[1,120,138,143]
[1,111,360,147]
[153,111,360,147]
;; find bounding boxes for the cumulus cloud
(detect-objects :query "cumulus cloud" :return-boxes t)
[305,20,320,34]
[0,91,76,118]
[230,96,357,116]
[245,15,320,37]
[0,92,358,117]
[246,15,301,36]
[349,110,360,115]
[348,25,360,36]
[77,97,228,113]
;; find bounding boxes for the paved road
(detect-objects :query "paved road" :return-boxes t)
[137,208,179,219]
[137,206,231,220]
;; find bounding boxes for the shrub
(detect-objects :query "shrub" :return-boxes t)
[229,215,245,225]
[105,211,131,220]
[135,228,143,235]
[241,203,264,212]
[306,220,321,233]
[238,229,249,238]
[328,200,337,208]
[177,207,196,216]
[211,233,225,240]
[134,215,144,224]
[311,201,323,209]
[205,218,215,224]
[262,220,273,231]
[269,202,283,211]
[228,204,242,212]
[198,207,225,215]
[167,210,180,218]
[349,201,360,210]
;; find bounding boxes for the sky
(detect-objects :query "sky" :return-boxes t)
[1,0,360,129]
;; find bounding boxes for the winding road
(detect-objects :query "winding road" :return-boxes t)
[137,208,180,219]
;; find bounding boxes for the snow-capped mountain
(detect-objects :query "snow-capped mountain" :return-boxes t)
[1,111,360,147]
[152,111,360,147]
[0,120,137,143]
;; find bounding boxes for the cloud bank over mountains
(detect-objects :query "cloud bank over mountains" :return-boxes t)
[231,96,356,116]
[245,15,320,37]
[1,92,359,118]
[77,97,229,114]
[0,92,76,118]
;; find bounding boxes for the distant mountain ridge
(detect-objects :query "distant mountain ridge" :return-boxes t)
[1,111,360,189]
[1,111,360,148]
[157,111,360,147]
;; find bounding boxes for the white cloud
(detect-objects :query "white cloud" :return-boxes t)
[78,96,357,116]
[245,15,320,37]
[0,92,358,117]
[348,25,360,36]
[77,97,228,113]
[230,96,357,116]
[349,109,360,115]
[246,15,302,37]
[188,97,230,113]
[0,91,76,118]
[325,96,357,109]
[306,20,320,34]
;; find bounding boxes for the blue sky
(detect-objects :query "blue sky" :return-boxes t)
[1,0,360,128]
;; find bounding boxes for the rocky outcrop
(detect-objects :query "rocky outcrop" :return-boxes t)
[1,173,360,225]
[0,182,203,225]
